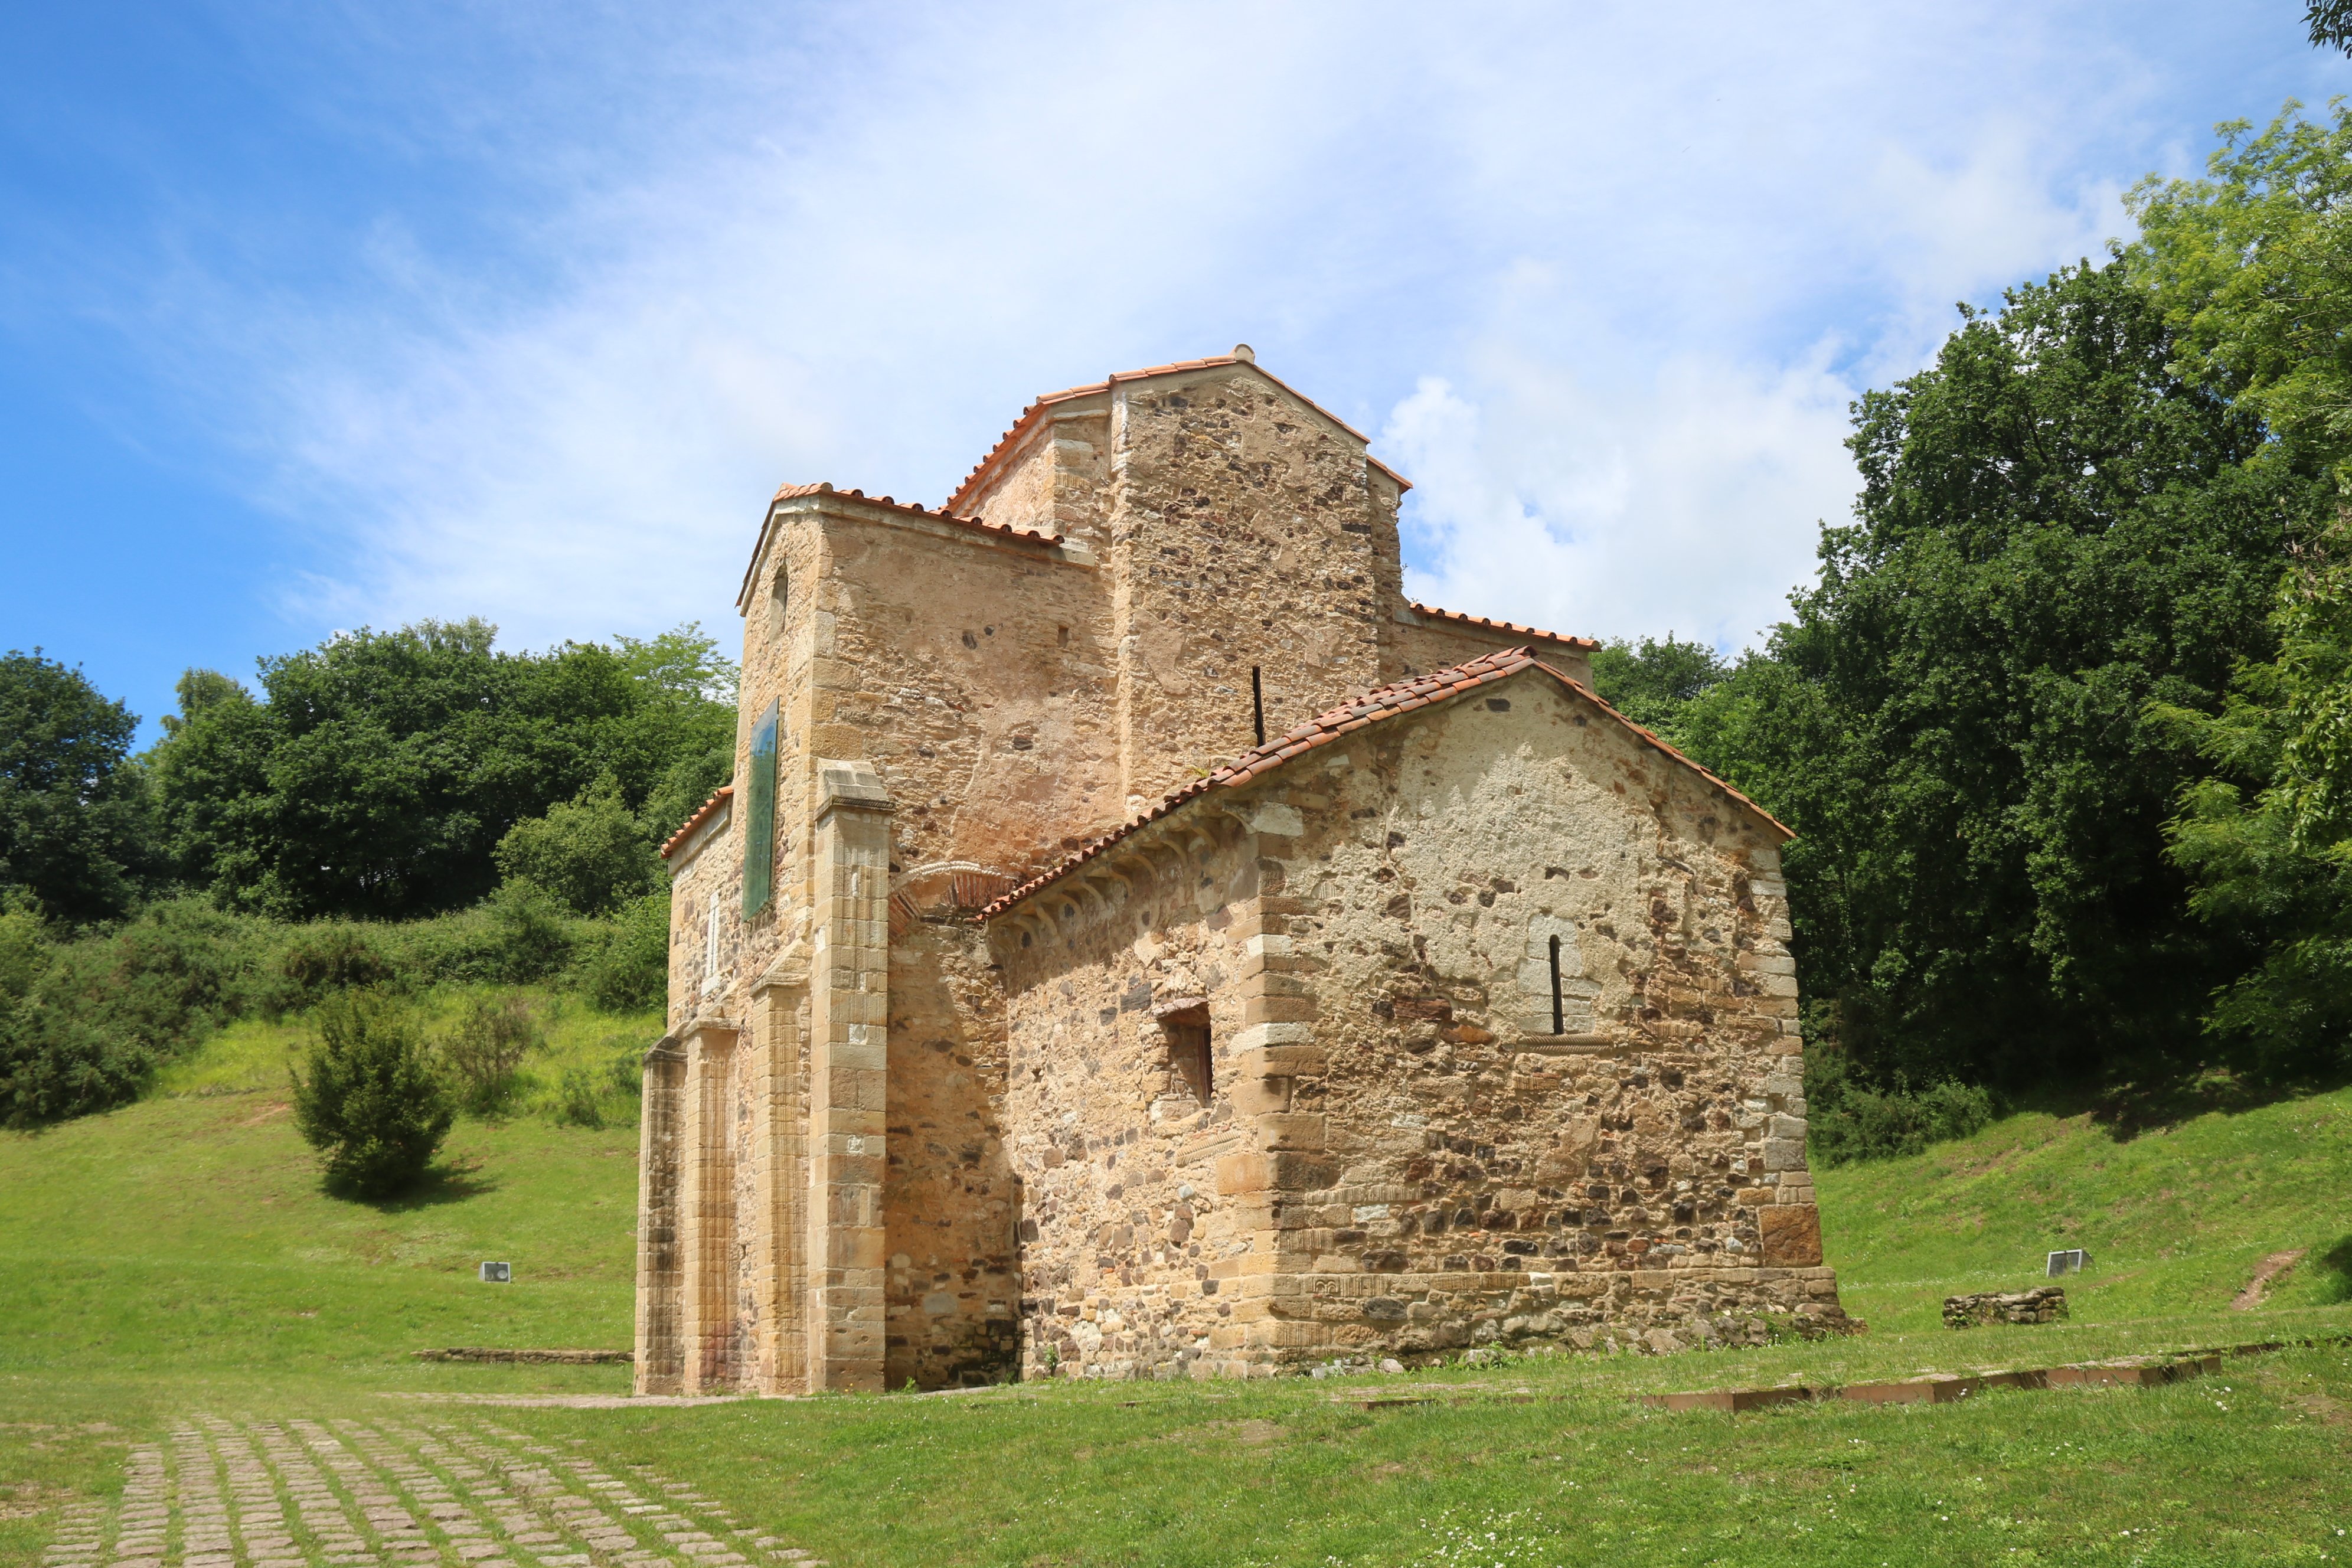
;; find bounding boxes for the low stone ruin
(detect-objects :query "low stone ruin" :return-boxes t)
[1943,1286,2069,1328]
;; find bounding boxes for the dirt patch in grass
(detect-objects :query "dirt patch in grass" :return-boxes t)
[2232,1249,2308,1310]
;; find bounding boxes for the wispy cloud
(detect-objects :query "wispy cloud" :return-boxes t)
[67,0,2327,653]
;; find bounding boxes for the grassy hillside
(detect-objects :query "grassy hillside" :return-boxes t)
[1819,1084,2352,1332]
[0,989,652,1395]
[2,1031,2348,1566]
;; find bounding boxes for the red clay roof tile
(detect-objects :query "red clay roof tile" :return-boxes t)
[982,648,1788,917]
[659,785,733,861]
[740,483,1063,607]
[1406,601,1600,652]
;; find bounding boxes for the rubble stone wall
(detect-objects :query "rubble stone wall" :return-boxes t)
[997,818,1272,1378]
[994,671,1845,1380]
[1103,370,1406,800]
[959,406,1115,545]
[1389,613,1594,688]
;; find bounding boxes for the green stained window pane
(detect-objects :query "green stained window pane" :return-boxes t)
[743,701,778,919]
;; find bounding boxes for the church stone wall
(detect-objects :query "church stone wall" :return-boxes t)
[642,354,1830,1393]
[959,406,1115,545]
[996,818,1275,1378]
[808,511,1120,876]
[994,673,1843,1380]
[1104,368,1406,801]
[1390,612,1594,688]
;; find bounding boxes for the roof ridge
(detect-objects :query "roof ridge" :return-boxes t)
[981,647,1787,917]
[1407,600,1599,652]
[740,483,1064,609]
[945,355,1411,515]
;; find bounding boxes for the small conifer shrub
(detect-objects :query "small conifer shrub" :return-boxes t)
[290,991,455,1197]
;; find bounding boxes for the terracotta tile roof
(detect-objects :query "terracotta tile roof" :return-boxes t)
[659,785,733,861]
[982,648,1789,917]
[740,482,1062,607]
[945,353,1413,515]
[1406,601,1600,653]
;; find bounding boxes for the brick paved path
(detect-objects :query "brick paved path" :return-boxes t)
[41,1417,824,1568]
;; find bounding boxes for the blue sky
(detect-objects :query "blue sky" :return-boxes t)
[2,1,2344,743]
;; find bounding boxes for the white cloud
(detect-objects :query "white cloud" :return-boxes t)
[1387,348,1858,651]
[92,0,2316,653]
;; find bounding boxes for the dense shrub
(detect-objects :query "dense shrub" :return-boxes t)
[583,892,669,1012]
[439,994,542,1116]
[494,778,660,917]
[279,925,394,1000]
[0,898,277,1124]
[364,883,584,989]
[1804,1047,1995,1165]
[552,1046,642,1130]
[1,1010,149,1127]
[290,991,455,1197]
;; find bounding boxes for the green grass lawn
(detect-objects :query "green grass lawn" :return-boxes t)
[4,1013,2350,1567]
[1820,1088,2352,1332]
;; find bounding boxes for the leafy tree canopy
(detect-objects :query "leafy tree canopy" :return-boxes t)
[2309,0,2352,55]
[1587,635,1729,744]
[2129,104,2352,487]
[1672,257,2332,1094]
[152,619,735,920]
[2143,105,2352,1080]
[494,775,662,917]
[0,650,160,923]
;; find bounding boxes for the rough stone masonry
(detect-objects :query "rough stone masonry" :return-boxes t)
[636,347,1853,1394]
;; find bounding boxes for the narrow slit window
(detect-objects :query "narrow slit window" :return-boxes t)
[1250,667,1266,747]
[1549,935,1564,1035]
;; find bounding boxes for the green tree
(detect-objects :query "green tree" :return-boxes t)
[1678,260,2330,1095]
[0,651,159,923]
[2309,1,2352,55]
[152,619,734,919]
[158,669,249,740]
[2130,106,2352,488]
[493,776,661,916]
[1586,635,1729,743]
[2142,106,2352,1079]
[639,747,734,849]
[290,991,455,1197]
[2159,548,2352,1078]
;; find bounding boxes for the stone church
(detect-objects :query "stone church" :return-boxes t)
[633,348,1848,1395]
